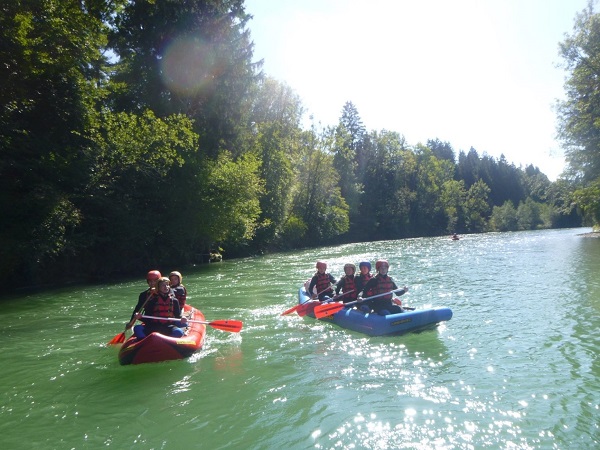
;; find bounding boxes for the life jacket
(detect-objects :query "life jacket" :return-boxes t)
[341,275,357,301]
[315,272,333,295]
[357,273,373,296]
[372,274,394,300]
[147,292,175,324]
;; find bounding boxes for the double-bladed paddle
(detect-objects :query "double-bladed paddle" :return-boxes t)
[313,288,407,319]
[140,315,243,333]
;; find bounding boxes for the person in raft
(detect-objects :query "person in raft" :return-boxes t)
[335,263,358,303]
[354,261,373,300]
[308,261,337,301]
[169,270,187,308]
[125,269,162,332]
[131,277,187,339]
[357,259,408,315]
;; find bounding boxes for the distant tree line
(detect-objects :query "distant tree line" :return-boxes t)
[0,0,595,290]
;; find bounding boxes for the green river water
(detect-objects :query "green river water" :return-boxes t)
[1,228,599,449]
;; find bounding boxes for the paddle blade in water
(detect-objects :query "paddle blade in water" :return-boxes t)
[107,332,126,345]
[280,304,300,316]
[208,320,243,333]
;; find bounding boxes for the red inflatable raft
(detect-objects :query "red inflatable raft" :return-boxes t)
[118,304,206,365]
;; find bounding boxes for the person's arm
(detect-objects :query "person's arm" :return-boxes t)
[308,276,319,298]
[128,291,150,325]
[358,278,376,299]
[335,278,344,295]
[308,276,317,292]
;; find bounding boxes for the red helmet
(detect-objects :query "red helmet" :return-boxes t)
[375,260,389,271]
[316,261,327,270]
[146,270,162,281]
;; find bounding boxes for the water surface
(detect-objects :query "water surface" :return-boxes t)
[1,228,599,449]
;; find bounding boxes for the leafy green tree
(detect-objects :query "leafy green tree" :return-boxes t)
[109,0,259,156]
[196,152,264,251]
[441,180,467,233]
[490,201,518,231]
[411,144,455,235]
[523,165,551,202]
[78,110,199,270]
[292,126,349,243]
[463,179,491,232]
[361,130,416,239]
[0,0,112,282]
[249,78,303,249]
[516,197,543,230]
[557,2,600,227]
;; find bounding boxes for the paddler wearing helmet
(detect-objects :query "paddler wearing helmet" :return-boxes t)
[132,276,187,339]
[126,269,162,330]
[169,270,187,308]
[335,263,358,303]
[308,261,337,301]
[355,261,373,300]
[357,259,408,315]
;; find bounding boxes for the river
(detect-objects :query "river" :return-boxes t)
[1,228,599,449]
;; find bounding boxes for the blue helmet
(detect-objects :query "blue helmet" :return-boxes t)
[359,261,371,271]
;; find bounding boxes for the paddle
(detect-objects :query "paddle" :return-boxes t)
[280,282,339,316]
[107,290,156,345]
[140,315,243,333]
[297,290,354,316]
[314,288,407,319]
[107,330,127,345]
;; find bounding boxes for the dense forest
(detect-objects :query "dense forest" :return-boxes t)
[2,0,599,291]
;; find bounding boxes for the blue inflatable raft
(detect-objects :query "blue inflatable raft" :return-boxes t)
[297,287,452,337]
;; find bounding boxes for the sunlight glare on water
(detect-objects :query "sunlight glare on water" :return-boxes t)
[0,229,599,449]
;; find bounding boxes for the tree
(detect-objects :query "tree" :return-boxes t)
[0,0,112,282]
[441,180,467,233]
[250,78,303,249]
[361,130,416,239]
[463,179,491,232]
[490,201,518,232]
[109,0,260,156]
[411,144,455,235]
[427,138,456,163]
[516,198,542,230]
[292,126,349,244]
[557,1,600,227]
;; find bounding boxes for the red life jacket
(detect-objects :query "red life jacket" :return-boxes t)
[341,275,356,301]
[315,272,333,295]
[358,273,373,296]
[148,293,175,324]
[372,274,394,300]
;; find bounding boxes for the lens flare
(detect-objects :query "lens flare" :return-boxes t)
[160,35,221,95]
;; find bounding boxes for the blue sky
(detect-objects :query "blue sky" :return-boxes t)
[245,0,592,180]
